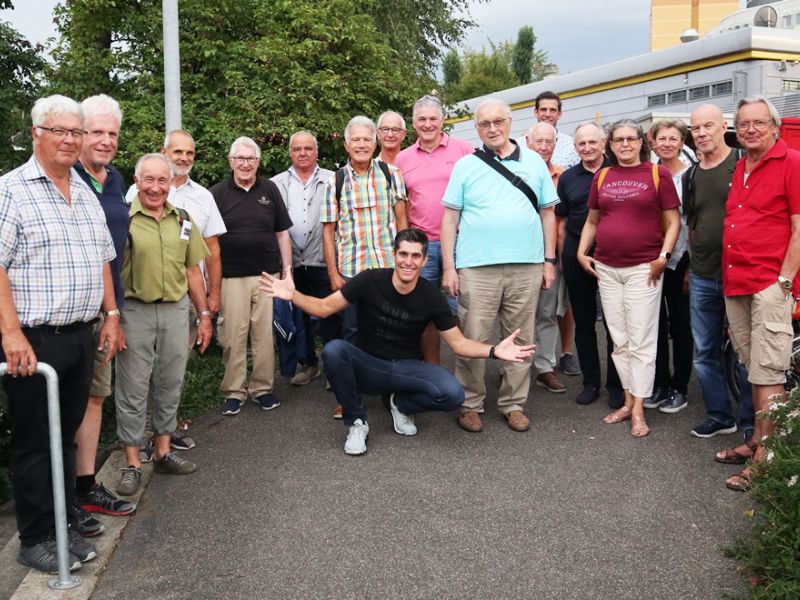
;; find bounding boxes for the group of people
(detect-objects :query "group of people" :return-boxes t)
[1,88,798,575]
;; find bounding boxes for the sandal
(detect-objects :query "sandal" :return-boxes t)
[726,468,751,492]
[631,415,650,438]
[602,405,631,424]
[715,438,757,465]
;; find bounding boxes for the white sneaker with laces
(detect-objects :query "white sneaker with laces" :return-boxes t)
[389,394,417,436]
[344,419,369,455]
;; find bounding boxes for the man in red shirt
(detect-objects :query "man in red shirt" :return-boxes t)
[723,95,800,492]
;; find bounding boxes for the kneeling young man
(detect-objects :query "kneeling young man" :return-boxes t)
[261,228,534,455]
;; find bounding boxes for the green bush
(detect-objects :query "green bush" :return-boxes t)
[725,387,800,599]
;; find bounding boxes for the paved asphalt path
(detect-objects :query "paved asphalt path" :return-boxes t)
[90,329,751,600]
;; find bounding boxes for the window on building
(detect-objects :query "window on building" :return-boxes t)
[712,81,733,96]
[782,15,793,28]
[668,90,687,103]
[648,94,666,108]
[783,79,800,92]
[690,86,710,100]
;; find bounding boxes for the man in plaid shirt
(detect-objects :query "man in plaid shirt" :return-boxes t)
[0,95,120,573]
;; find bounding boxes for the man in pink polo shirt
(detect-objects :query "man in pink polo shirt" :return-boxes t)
[396,95,474,363]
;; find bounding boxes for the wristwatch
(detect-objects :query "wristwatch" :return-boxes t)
[778,275,793,291]
[659,252,672,260]
[103,309,121,318]
[544,257,558,265]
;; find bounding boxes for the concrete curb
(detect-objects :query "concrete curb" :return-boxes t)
[3,450,153,600]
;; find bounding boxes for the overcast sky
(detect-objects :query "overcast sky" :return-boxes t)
[1,0,746,75]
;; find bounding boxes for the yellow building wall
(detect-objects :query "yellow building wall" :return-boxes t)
[651,0,740,51]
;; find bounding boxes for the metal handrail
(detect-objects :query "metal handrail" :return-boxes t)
[0,362,81,590]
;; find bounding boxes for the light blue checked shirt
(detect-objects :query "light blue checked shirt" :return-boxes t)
[0,155,116,327]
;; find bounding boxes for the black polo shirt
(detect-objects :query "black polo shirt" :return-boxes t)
[555,157,611,239]
[210,176,292,277]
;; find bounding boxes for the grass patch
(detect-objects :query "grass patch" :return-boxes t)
[724,387,800,599]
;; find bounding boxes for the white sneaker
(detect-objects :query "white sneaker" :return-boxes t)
[344,419,369,455]
[388,394,417,436]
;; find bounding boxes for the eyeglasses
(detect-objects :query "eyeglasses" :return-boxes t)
[378,127,404,135]
[476,118,510,131]
[37,126,87,140]
[611,136,641,145]
[230,156,259,164]
[735,119,771,132]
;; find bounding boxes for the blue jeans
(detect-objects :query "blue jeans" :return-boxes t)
[294,266,342,365]
[321,339,464,426]
[419,240,459,315]
[689,272,754,430]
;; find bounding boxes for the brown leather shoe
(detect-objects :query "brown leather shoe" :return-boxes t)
[506,410,530,432]
[536,371,566,393]
[457,411,483,432]
[332,404,343,419]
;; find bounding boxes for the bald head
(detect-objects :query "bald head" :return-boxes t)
[526,122,557,164]
[690,103,728,164]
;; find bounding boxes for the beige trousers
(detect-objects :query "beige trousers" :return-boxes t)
[456,263,541,414]
[218,275,275,401]
[595,261,662,399]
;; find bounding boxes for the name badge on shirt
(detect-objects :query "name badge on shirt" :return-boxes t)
[180,219,192,241]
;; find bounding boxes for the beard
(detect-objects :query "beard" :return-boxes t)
[172,163,192,177]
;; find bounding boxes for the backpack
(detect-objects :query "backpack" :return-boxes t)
[334,160,393,201]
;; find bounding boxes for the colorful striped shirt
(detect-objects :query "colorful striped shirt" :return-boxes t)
[320,159,406,277]
[0,156,116,327]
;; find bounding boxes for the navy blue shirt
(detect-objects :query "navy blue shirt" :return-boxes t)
[555,157,611,239]
[75,162,130,308]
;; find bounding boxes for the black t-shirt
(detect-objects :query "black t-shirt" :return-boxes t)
[210,176,293,276]
[555,157,611,238]
[341,269,457,360]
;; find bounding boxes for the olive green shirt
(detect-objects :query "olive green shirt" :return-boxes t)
[122,197,210,303]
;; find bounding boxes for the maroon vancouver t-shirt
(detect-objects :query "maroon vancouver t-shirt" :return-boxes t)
[588,162,680,268]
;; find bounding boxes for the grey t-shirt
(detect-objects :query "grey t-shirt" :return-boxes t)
[683,149,739,280]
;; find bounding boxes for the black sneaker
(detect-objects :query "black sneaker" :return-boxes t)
[78,482,137,516]
[18,538,81,574]
[691,417,738,438]
[643,386,668,409]
[170,430,196,451]
[576,384,599,405]
[68,502,105,537]
[659,389,688,413]
[153,451,197,475]
[68,527,97,562]
[607,387,625,409]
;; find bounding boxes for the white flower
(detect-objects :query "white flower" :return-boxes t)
[789,475,798,487]
[766,450,775,462]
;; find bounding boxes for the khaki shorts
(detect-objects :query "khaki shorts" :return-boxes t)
[90,314,112,398]
[725,282,794,386]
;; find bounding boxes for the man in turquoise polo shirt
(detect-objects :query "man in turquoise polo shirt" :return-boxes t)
[441,98,559,433]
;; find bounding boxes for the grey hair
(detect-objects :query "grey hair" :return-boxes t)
[31,94,83,127]
[229,136,261,158]
[473,98,512,124]
[344,116,377,143]
[573,121,606,141]
[734,94,782,134]
[289,130,318,149]
[163,129,195,149]
[377,110,406,131]
[81,94,122,125]
[525,122,557,142]
[134,153,174,179]
[605,119,649,165]
[412,95,443,119]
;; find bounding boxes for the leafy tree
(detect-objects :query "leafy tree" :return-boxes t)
[0,15,45,173]
[447,42,519,102]
[443,49,462,90]
[47,0,474,183]
[512,26,535,85]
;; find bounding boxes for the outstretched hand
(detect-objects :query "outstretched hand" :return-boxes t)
[493,328,535,363]
[260,271,296,301]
